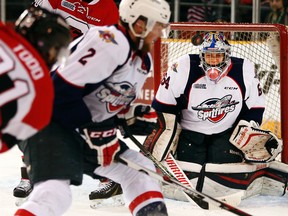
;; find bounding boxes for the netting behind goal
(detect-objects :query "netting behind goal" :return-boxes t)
[153,23,288,163]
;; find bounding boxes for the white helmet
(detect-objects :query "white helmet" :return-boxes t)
[119,0,171,38]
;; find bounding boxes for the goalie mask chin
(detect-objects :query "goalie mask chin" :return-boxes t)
[199,32,232,84]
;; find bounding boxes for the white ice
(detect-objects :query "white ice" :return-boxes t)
[0,136,287,216]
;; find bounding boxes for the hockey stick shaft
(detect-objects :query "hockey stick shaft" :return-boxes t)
[121,123,176,179]
[121,122,242,210]
[117,155,253,216]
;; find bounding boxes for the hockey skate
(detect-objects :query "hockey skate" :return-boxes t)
[13,179,33,206]
[13,166,33,206]
[89,180,124,209]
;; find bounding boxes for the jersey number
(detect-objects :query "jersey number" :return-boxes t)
[0,46,29,107]
[160,75,170,89]
[78,48,96,65]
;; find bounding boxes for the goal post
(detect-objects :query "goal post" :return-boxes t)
[153,22,288,164]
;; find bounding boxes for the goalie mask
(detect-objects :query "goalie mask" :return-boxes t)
[15,6,72,69]
[199,32,232,84]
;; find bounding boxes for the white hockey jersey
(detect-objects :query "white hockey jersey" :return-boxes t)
[153,54,265,135]
[52,24,152,129]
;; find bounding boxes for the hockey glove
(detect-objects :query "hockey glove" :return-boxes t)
[229,120,283,163]
[117,103,157,138]
[0,133,19,153]
[81,122,120,167]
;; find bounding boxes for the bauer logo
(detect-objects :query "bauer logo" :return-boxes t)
[192,95,239,123]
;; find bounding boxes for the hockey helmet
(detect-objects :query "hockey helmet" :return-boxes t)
[199,32,231,84]
[15,6,71,69]
[119,0,171,38]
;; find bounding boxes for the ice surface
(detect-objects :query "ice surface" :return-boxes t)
[1,136,287,216]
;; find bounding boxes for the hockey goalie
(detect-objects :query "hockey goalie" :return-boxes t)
[144,32,288,207]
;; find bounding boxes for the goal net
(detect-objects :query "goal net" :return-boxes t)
[153,23,288,163]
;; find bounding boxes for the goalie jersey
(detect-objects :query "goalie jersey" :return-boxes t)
[153,54,265,135]
[51,24,152,129]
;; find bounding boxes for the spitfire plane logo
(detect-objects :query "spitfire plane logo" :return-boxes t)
[192,95,239,123]
[99,30,118,44]
[96,82,136,113]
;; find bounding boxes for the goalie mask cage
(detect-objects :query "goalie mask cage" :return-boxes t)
[153,23,288,164]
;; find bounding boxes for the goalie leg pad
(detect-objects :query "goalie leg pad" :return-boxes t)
[143,112,181,161]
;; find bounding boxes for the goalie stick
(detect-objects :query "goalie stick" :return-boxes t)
[121,122,241,210]
[116,155,253,216]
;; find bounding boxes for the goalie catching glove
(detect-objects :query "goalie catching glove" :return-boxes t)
[229,120,283,163]
[81,121,120,167]
[117,103,157,137]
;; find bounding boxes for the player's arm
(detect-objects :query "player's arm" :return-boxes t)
[237,59,265,125]
[56,26,129,86]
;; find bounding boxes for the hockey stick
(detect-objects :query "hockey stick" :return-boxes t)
[116,155,253,216]
[120,123,177,179]
[121,122,239,209]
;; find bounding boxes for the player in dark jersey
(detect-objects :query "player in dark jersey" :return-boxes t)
[15,0,171,215]
[0,6,71,153]
[13,0,120,202]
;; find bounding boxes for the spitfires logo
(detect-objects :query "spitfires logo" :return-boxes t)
[96,82,136,113]
[192,95,239,123]
[99,30,118,44]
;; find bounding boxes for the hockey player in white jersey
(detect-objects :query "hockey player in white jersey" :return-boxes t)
[14,0,120,203]
[145,32,266,165]
[144,32,286,203]
[15,0,171,215]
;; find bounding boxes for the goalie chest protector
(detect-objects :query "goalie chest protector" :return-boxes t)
[153,54,265,135]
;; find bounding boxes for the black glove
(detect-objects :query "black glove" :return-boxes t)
[117,103,157,138]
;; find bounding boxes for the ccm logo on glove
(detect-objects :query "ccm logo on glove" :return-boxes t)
[89,128,117,138]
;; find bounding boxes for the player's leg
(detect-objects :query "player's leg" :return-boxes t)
[13,159,33,199]
[175,130,208,178]
[15,122,84,215]
[88,176,124,209]
[207,128,243,163]
[94,149,168,216]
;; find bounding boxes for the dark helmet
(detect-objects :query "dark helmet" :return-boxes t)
[15,6,72,69]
